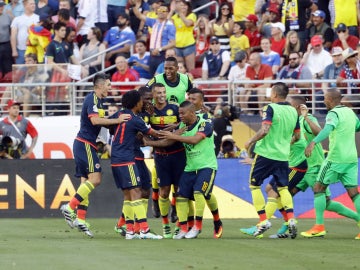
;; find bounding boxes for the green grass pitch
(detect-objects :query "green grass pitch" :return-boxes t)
[1,218,359,270]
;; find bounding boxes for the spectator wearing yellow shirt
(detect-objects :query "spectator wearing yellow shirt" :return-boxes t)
[229,21,250,62]
[170,0,196,72]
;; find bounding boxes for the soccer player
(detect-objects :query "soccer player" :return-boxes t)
[158,101,218,239]
[110,90,162,240]
[188,88,223,238]
[146,56,192,104]
[302,89,360,239]
[244,82,300,238]
[148,83,186,238]
[60,73,130,237]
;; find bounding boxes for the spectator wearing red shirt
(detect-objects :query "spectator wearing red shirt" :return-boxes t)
[111,55,140,102]
[244,14,262,53]
[245,52,273,113]
[332,23,360,50]
[270,22,286,59]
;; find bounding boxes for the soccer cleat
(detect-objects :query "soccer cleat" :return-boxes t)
[60,203,76,228]
[114,225,126,237]
[269,222,289,239]
[173,226,180,236]
[152,200,160,218]
[163,224,173,239]
[240,226,263,239]
[125,231,140,240]
[73,218,93,238]
[173,230,187,239]
[214,220,223,239]
[185,226,201,239]
[253,220,271,237]
[170,205,178,223]
[288,218,297,239]
[301,224,326,238]
[140,230,163,239]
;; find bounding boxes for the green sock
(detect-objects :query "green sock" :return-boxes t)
[326,200,359,221]
[352,194,360,221]
[314,192,326,224]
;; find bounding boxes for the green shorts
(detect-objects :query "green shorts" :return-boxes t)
[317,159,358,188]
[296,165,331,196]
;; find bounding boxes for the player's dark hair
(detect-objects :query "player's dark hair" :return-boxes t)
[138,86,152,97]
[53,21,67,31]
[188,88,204,100]
[165,56,178,66]
[290,95,306,105]
[93,73,109,87]
[180,100,195,111]
[122,90,141,109]
[272,82,289,98]
[151,83,166,91]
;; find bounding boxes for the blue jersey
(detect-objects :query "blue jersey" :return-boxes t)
[128,52,152,79]
[150,102,184,153]
[134,110,151,159]
[76,92,106,147]
[110,109,152,164]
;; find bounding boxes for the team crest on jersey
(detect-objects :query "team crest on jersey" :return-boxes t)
[143,115,149,123]
[166,109,173,116]
[95,163,101,169]
[137,176,140,182]
[98,108,105,118]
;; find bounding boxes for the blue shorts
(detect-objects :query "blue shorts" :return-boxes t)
[73,139,101,179]
[135,159,151,190]
[178,168,216,200]
[250,155,289,187]
[175,44,196,57]
[270,159,308,193]
[111,163,141,190]
[154,150,186,187]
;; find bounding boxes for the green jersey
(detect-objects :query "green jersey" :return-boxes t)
[326,105,360,163]
[180,117,218,171]
[288,129,307,167]
[255,103,299,161]
[146,73,192,104]
[300,114,324,167]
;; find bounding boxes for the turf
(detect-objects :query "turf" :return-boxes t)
[1,218,359,270]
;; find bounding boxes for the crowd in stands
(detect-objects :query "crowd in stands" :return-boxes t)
[0,0,360,115]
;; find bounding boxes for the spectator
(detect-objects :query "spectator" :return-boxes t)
[244,14,262,53]
[331,0,359,37]
[76,0,97,48]
[126,0,150,37]
[51,0,77,27]
[46,22,79,115]
[217,134,242,159]
[282,30,305,65]
[107,0,127,28]
[277,52,312,94]
[258,6,280,38]
[337,48,360,94]
[11,0,39,64]
[132,1,176,76]
[35,0,53,19]
[308,10,334,51]
[177,60,193,81]
[64,26,79,60]
[213,103,233,156]
[209,2,234,52]
[1,53,49,116]
[202,36,231,80]
[110,55,140,103]
[245,52,273,112]
[170,0,196,72]
[25,17,53,63]
[154,48,176,75]
[270,22,286,59]
[281,0,314,45]
[322,46,345,93]
[229,21,250,63]
[302,35,332,79]
[93,0,108,35]
[194,14,211,64]
[0,1,13,77]
[260,37,281,75]
[332,23,360,50]
[4,0,24,19]
[0,100,38,159]
[312,0,331,25]
[103,13,136,65]
[228,50,250,111]
[127,39,151,81]
[79,27,106,77]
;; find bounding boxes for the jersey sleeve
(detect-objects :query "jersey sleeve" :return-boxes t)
[325,110,339,128]
[197,120,213,138]
[261,105,273,124]
[25,120,38,138]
